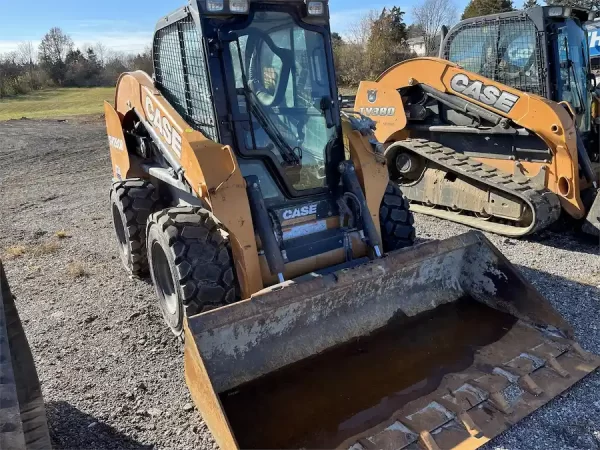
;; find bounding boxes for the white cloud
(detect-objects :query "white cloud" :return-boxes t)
[330,8,372,33]
[0,20,152,56]
[1,7,420,56]
[71,31,153,54]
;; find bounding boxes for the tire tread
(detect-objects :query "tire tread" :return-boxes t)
[380,182,416,251]
[148,207,239,317]
[111,179,159,275]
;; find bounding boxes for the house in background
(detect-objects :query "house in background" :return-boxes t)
[407,36,426,56]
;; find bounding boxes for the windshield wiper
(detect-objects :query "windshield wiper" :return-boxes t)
[233,39,301,166]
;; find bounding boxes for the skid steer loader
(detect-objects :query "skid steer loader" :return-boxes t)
[105,1,599,449]
[355,5,600,237]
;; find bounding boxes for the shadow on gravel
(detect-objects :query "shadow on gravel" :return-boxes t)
[47,401,153,450]
[516,264,599,348]
[525,229,599,256]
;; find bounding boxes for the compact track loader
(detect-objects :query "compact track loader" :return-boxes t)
[105,1,600,449]
[355,6,600,237]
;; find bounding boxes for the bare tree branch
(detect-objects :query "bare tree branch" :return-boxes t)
[93,42,108,66]
[413,0,458,56]
[16,42,36,65]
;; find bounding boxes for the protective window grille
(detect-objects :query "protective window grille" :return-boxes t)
[443,17,546,98]
[153,17,218,141]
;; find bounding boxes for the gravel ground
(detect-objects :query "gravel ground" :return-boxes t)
[0,118,599,450]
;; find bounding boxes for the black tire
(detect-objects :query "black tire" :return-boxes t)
[380,182,416,251]
[110,179,159,276]
[146,207,239,335]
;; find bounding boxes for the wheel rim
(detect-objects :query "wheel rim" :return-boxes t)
[396,152,413,174]
[151,242,179,316]
[112,204,129,258]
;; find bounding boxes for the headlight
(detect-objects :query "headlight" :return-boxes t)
[548,6,571,17]
[207,0,224,12]
[204,0,249,14]
[306,1,325,16]
[229,0,249,13]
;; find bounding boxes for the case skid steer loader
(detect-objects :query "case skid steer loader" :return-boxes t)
[104,1,600,449]
[355,5,600,237]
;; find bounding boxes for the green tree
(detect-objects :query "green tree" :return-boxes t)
[523,0,539,7]
[38,27,73,85]
[131,48,154,76]
[461,0,514,19]
[366,7,412,78]
[407,23,426,38]
[64,48,103,87]
[65,49,85,66]
[331,32,343,45]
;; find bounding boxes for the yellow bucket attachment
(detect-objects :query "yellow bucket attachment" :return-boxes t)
[184,231,599,450]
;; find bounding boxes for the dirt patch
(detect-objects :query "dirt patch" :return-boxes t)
[0,119,215,449]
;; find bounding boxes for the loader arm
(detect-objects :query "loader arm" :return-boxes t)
[107,71,263,297]
[356,57,586,219]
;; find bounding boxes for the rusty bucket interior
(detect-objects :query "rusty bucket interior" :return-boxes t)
[184,231,599,450]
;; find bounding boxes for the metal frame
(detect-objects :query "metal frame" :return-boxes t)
[153,10,220,142]
[191,0,330,23]
[441,9,550,99]
[441,5,593,107]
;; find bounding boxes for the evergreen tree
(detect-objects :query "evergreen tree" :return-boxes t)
[461,0,514,19]
[331,32,343,45]
[38,27,73,85]
[366,7,411,78]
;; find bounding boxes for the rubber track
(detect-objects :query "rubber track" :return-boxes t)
[389,139,562,237]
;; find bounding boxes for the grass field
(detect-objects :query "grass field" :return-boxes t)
[0,87,115,121]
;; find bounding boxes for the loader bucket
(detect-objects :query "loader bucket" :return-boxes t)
[184,231,599,450]
[0,259,51,450]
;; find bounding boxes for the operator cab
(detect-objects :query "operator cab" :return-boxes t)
[152,0,343,204]
[148,0,402,283]
[441,6,594,134]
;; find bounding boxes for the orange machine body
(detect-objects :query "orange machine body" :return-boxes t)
[355,57,586,218]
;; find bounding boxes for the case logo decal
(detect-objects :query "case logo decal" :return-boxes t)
[282,203,318,220]
[145,95,183,157]
[450,73,519,113]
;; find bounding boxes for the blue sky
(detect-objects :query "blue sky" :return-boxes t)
[0,0,497,55]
